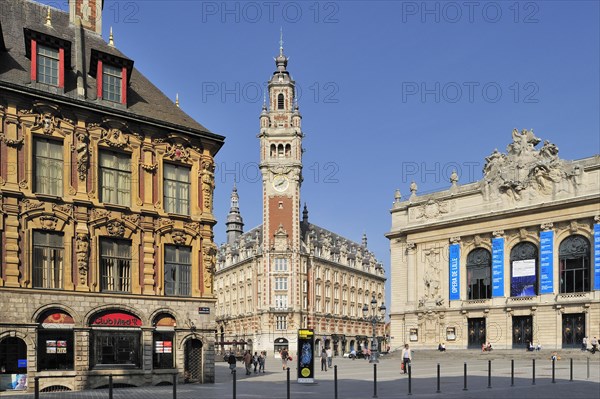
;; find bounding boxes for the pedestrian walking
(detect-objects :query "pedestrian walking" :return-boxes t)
[227,352,237,374]
[259,351,266,373]
[244,351,253,375]
[253,351,259,373]
[281,348,289,370]
[326,347,333,368]
[582,336,588,352]
[401,344,412,374]
[320,348,328,371]
[591,337,598,354]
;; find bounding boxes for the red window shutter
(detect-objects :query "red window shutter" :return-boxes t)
[58,47,65,88]
[97,60,103,99]
[121,67,127,105]
[31,39,37,81]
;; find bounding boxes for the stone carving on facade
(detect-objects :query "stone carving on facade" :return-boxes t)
[0,133,24,147]
[409,181,418,199]
[406,241,416,252]
[18,180,28,189]
[52,204,73,218]
[156,217,174,230]
[541,222,554,231]
[201,159,215,212]
[569,221,579,233]
[99,128,130,149]
[450,170,459,185]
[34,113,59,135]
[76,233,90,285]
[492,230,505,238]
[415,199,450,220]
[422,248,442,302]
[91,209,111,220]
[184,222,201,235]
[122,213,140,227]
[594,215,600,224]
[449,236,461,244]
[171,230,187,245]
[483,129,579,202]
[519,228,529,240]
[20,199,45,212]
[106,220,125,237]
[39,215,58,230]
[140,163,158,173]
[203,242,217,292]
[165,143,191,163]
[75,130,90,180]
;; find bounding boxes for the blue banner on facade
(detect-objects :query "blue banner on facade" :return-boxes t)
[449,244,460,301]
[594,224,600,290]
[492,237,504,297]
[540,230,554,294]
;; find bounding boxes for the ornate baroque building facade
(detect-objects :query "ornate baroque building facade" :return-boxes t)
[0,0,224,391]
[387,130,600,350]
[214,45,386,358]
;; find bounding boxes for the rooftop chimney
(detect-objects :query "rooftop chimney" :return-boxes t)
[69,0,104,34]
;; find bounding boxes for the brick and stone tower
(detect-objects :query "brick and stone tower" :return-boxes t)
[258,34,304,330]
[69,0,104,34]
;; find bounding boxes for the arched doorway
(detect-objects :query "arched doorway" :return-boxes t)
[184,339,202,383]
[0,337,28,390]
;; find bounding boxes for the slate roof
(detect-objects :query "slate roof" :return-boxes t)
[0,0,223,143]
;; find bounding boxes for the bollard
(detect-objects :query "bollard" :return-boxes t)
[173,372,177,399]
[287,367,290,399]
[532,359,536,385]
[570,358,573,382]
[233,369,236,399]
[488,359,492,388]
[511,359,514,387]
[408,363,412,396]
[109,375,113,399]
[587,357,590,380]
[463,362,468,391]
[34,377,39,399]
[436,363,441,393]
[552,358,556,383]
[373,363,378,398]
[334,365,338,399]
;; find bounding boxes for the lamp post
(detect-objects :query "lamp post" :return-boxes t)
[362,293,386,364]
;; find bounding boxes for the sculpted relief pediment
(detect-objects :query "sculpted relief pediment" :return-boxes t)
[482,129,580,202]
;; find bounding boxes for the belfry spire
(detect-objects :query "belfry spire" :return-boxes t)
[225,184,244,245]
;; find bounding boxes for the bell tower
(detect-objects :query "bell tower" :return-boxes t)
[259,33,303,253]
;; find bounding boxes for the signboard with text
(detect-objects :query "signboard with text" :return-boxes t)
[297,329,315,383]
[540,230,554,294]
[449,243,460,301]
[594,224,600,290]
[492,237,505,297]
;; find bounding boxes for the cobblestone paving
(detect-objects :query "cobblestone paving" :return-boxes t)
[1,351,598,399]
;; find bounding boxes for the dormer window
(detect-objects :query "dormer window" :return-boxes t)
[37,45,59,86]
[89,49,134,106]
[277,93,285,110]
[102,64,123,103]
[24,29,70,89]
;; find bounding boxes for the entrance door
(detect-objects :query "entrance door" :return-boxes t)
[562,313,585,348]
[512,316,533,348]
[184,339,202,383]
[467,318,486,349]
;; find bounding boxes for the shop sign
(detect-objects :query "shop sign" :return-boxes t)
[91,312,141,327]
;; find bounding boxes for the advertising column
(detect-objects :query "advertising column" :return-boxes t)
[297,329,315,383]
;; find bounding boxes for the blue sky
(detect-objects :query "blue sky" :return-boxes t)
[40,0,600,306]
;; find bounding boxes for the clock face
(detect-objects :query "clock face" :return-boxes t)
[272,175,289,192]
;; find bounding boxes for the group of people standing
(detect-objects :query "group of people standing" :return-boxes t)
[582,336,598,354]
[227,351,267,375]
[320,347,333,371]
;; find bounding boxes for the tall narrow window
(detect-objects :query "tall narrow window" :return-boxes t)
[100,239,131,292]
[275,294,288,309]
[164,245,191,296]
[32,232,63,289]
[163,164,190,215]
[102,64,122,103]
[559,235,590,293]
[277,93,285,110]
[37,44,59,86]
[99,151,131,206]
[34,138,63,196]
[466,248,492,300]
[274,258,288,272]
[510,242,538,297]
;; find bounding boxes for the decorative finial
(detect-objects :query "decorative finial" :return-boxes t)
[409,181,418,199]
[394,189,401,203]
[262,92,267,110]
[362,232,368,248]
[279,27,284,56]
[45,7,52,26]
[175,93,180,107]
[108,26,114,47]
[450,170,459,185]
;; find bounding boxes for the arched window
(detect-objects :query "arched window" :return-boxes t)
[510,242,538,297]
[277,93,285,110]
[277,144,284,157]
[37,309,75,371]
[466,248,492,300]
[0,337,27,375]
[559,235,590,293]
[285,144,291,157]
[270,144,276,157]
[153,313,176,369]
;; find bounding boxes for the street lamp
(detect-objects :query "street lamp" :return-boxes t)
[362,293,386,363]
